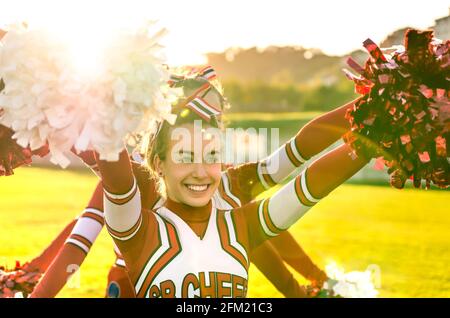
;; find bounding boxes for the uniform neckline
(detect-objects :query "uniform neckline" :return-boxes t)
[165,198,212,223]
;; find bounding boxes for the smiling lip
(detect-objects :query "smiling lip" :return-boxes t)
[184,184,210,193]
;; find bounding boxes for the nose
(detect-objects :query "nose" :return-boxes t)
[191,163,209,179]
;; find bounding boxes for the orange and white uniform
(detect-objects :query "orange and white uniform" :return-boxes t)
[67,134,314,298]
[99,145,341,298]
[31,132,331,298]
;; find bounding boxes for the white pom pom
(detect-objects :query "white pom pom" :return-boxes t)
[325,262,379,298]
[0,22,179,167]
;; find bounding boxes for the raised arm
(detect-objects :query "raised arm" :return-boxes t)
[224,98,357,204]
[31,147,147,298]
[75,149,160,209]
[30,157,160,298]
[239,143,370,250]
[24,219,77,274]
[222,101,356,285]
[30,182,105,298]
[94,149,157,267]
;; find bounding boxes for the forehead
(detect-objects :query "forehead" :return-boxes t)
[168,122,222,150]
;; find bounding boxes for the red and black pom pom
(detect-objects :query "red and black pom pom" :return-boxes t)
[343,29,449,189]
[0,261,42,298]
[0,124,49,176]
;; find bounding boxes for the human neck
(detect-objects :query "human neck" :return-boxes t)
[165,197,212,222]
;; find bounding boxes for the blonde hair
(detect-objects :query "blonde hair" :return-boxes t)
[144,72,227,197]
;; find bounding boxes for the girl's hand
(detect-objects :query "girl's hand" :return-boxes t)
[70,147,97,166]
[21,259,44,274]
[305,284,321,298]
[309,268,328,289]
[0,125,49,176]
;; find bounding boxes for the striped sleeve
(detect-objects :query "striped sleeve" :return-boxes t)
[235,168,320,250]
[65,207,104,254]
[224,135,310,205]
[257,136,308,190]
[103,176,143,242]
[244,143,369,248]
[257,169,318,238]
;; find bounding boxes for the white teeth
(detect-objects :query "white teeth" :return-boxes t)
[186,184,208,192]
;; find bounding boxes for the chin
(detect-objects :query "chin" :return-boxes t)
[184,196,211,207]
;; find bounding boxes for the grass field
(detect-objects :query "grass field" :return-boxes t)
[0,166,449,298]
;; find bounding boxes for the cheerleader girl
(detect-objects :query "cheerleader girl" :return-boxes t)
[28,68,355,298]
[30,176,322,298]
[77,72,370,298]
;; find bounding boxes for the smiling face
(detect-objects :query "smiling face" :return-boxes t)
[155,122,222,207]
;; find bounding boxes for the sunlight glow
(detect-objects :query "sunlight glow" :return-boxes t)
[59,26,111,78]
[1,0,448,68]
[5,6,120,78]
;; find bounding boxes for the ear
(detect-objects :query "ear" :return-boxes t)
[154,155,164,177]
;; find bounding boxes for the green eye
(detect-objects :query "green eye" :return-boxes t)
[173,151,194,164]
[173,151,221,164]
[181,154,194,164]
[181,153,194,164]
[204,152,221,164]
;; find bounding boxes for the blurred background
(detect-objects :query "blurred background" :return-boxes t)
[0,1,449,297]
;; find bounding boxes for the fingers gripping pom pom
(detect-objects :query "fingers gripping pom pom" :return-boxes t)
[0,123,49,176]
[0,22,179,167]
[343,29,450,189]
[0,261,42,298]
[308,263,378,298]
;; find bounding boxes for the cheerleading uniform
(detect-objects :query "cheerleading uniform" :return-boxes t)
[31,99,356,298]
[31,161,156,298]
[30,135,320,298]
[98,140,368,298]
[31,157,314,298]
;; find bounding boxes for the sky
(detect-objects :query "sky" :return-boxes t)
[0,0,449,66]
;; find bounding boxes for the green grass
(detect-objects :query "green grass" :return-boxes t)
[0,167,449,298]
